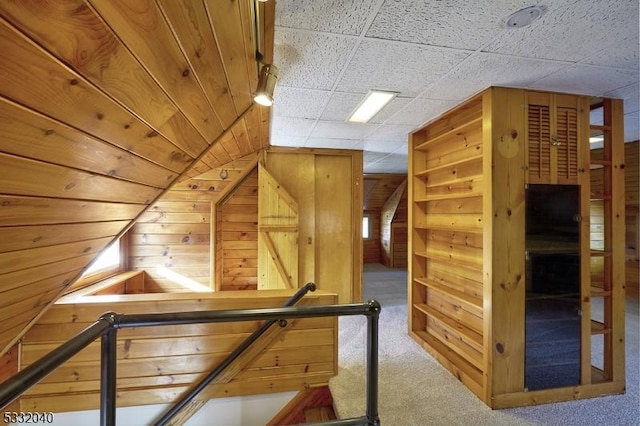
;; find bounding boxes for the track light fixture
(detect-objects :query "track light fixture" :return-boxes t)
[254,64,278,107]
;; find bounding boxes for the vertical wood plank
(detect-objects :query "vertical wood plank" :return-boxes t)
[488,87,526,396]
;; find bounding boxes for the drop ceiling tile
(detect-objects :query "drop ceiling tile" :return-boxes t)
[274,28,358,90]
[385,98,458,126]
[370,97,414,124]
[443,52,571,91]
[364,124,415,142]
[335,39,471,97]
[304,137,360,149]
[275,0,374,36]
[271,116,316,137]
[310,120,378,140]
[532,66,640,97]
[363,151,390,165]
[420,79,488,102]
[362,139,406,154]
[320,92,364,121]
[485,0,639,66]
[273,87,331,119]
[364,153,408,173]
[582,35,639,70]
[366,0,532,50]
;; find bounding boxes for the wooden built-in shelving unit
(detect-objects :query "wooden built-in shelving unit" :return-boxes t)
[408,87,626,408]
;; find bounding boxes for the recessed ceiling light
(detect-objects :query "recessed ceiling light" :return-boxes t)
[505,5,546,29]
[347,90,398,123]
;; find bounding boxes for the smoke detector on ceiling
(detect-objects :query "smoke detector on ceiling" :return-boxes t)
[504,5,546,28]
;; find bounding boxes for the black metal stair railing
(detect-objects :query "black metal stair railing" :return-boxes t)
[0,288,381,426]
[154,282,317,426]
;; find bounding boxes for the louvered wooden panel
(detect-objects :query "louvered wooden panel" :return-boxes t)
[556,107,579,183]
[527,104,551,183]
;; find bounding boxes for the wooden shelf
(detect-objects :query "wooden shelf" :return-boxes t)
[590,124,611,132]
[590,159,612,167]
[590,193,611,200]
[590,287,611,297]
[591,366,610,384]
[413,190,483,203]
[414,276,482,309]
[414,117,482,151]
[414,303,483,352]
[414,154,483,177]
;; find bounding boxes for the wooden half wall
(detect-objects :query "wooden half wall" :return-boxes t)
[18,290,338,412]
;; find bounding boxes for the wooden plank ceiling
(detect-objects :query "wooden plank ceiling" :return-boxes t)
[363,174,407,211]
[0,0,274,357]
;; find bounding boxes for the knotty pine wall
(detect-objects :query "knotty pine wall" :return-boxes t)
[217,169,259,291]
[19,290,337,413]
[0,1,274,358]
[128,154,260,291]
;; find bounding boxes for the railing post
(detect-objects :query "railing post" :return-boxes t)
[365,300,381,425]
[100,313,118,426]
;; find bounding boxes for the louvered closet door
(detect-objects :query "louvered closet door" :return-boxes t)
[555,94,580,184]
[526,92,581,185]
[527,92,552,183]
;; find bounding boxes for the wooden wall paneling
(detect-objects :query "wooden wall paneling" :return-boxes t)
[217,168,259,291]
[156,0,238,128]
[0,98,179,188]
[204,0,253,113]
[0,221,128,254]
[18,291,337,412]
[0,196,146,226]
[0,153,162,204]
[86,0,223,142]
[486,87,526,397]
[0,17,194,173]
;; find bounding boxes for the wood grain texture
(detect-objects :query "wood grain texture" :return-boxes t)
[0,1,273,357]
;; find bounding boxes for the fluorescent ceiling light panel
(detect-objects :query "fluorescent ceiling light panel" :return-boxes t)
[348,90,398,123]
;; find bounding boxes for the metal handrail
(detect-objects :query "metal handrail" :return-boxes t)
[0,296,381,426]
[155,282,317,425]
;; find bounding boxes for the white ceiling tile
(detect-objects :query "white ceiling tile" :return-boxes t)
[485,0,639,66]
[532,66,640,97]
[320,92,363,121]
[335,39,471,97]
[273,87,331,119]
[274,28,358,90]
[275,0,374,36]
[364,124,415,142]
[362,139,405,154]
[304,137,360,149]
[363,151,390,164]
[385,98,457,126]
[271,117,316,137]
[582,35,639,70]
[623,111,640,142]
[310,120,378,139]
[366,0,532,50]
[370,97,414,124]
[420,79,488,102]
[445,52,572,90]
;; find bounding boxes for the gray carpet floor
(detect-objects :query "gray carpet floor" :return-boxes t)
[329,264,640,425]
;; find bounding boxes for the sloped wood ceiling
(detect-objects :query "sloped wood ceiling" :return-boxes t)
[0,0,274,356]
[363,174,407,211]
